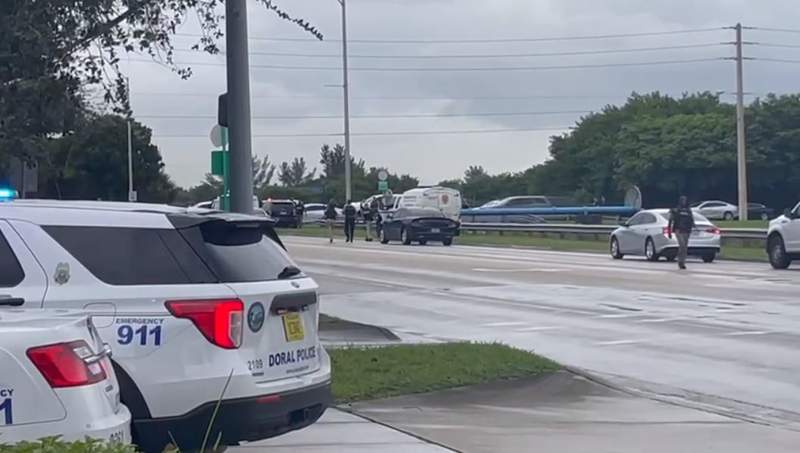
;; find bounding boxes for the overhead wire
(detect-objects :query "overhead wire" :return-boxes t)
[174,27,726,44]
[177,43,728,60]
[136,110,592,120]
[153,126,572,139]
[128,57,727,72]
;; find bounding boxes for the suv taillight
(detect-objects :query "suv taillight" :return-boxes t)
[707,226,721,235]
[27,340,107,388]
[166,299,244,349]
[663,227,672,237]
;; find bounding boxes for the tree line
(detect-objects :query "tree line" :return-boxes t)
[4,92,800,210]
[442,92,800,210]
[179,143,420,206]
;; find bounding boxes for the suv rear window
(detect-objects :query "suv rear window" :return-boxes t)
[192,222,296,283]
[0,231,24,287]
[44,226,216,286]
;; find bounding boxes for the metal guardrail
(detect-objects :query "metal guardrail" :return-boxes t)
[459,223,767,241]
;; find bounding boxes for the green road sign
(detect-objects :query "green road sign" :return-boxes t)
[211,150,228,176]
[378,180,389,192]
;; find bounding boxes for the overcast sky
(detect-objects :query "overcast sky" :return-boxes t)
[127,0,800,188]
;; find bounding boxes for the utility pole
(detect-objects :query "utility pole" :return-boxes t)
[126,78,135,202]
[735,23,748,221]
[338,0,352,202]
[225,0,255,213]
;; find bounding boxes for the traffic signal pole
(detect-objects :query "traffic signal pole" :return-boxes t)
[225,0,255,213]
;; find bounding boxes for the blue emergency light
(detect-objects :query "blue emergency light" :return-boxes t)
[0,188,18,201]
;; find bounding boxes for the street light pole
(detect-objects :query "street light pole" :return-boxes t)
[735,23,748,221]
[225,0,255,213]
[338,0,352,202]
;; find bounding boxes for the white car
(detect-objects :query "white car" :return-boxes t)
[0,309,131,444]
[303,203,342,224]
[766,202,800,269]
[0,200,331,453]
[692,200,738,221]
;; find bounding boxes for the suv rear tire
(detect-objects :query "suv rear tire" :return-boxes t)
[768,235,792,269]
[702,253,716,263]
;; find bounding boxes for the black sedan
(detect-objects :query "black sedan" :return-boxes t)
[379,208,459,246]
[748,203,776,221]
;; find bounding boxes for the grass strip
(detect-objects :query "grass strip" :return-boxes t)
[330,343,559,403]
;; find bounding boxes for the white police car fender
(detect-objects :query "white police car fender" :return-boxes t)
[0,310,131,444]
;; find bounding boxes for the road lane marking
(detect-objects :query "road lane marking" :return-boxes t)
[595,339,646,346]
[596,313,644,319]
[637,317,685,324]
[472,267,566,273]
[483,321,528,327]
[723,330,772,336]
[514,326,563,332]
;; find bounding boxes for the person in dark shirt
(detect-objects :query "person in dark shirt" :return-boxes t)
[668,195,695,270]
[324,200,338,244]
[344,200,357,243]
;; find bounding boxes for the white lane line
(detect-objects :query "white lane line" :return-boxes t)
[472,268,565,273]
[722,330,773,336]
[514,326,563,332]
[483,321,528,327]
[637,317,685,324]
[594,339,646,346]
[596,313,644,319]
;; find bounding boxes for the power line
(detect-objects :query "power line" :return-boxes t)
[749,26,800,34]
[751,42,800,49]
[754,57,800,64]
[175,27,726,44]
[153,126,570,139]
[137,110,591,120]
[132,92,626,100]
[129,57,726,72]
[178,43,727,60]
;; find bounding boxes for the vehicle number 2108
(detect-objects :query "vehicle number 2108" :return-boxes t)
[118,325,163,346]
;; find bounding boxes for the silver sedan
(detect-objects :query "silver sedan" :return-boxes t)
[610,209,721,263]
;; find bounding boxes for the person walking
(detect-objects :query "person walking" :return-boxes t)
[363,198,378,242]
[344,200,357,243]
[324,199,338,244]
[668,195,695,270]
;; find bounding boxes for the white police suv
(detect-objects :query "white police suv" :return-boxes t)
[0,200,331,452]
[0,309,130,444]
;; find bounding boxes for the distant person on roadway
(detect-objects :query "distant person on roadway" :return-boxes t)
[668,195,695,270]
[363,198,378,242]
[344,200,357,243]
[324,199,338,244]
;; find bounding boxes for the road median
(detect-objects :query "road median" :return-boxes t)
[330,342,559,404]
[282,225,766,262]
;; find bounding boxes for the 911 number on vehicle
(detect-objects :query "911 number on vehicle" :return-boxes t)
[0,397,12,425]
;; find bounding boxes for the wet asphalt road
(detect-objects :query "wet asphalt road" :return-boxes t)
[285,236,800,428]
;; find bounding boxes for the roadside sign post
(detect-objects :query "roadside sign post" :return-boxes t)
[377,169,389,193]
[210,125,230,211]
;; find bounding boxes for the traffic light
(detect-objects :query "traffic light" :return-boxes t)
[217,93,228,127]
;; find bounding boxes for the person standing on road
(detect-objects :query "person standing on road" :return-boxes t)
[344,200,357,243]
[668,195,695,270]
[363,198,378,242]
[324,199,338,244]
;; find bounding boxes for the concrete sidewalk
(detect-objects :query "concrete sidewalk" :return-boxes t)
[349,371,800,453]
[231,409,453,452]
